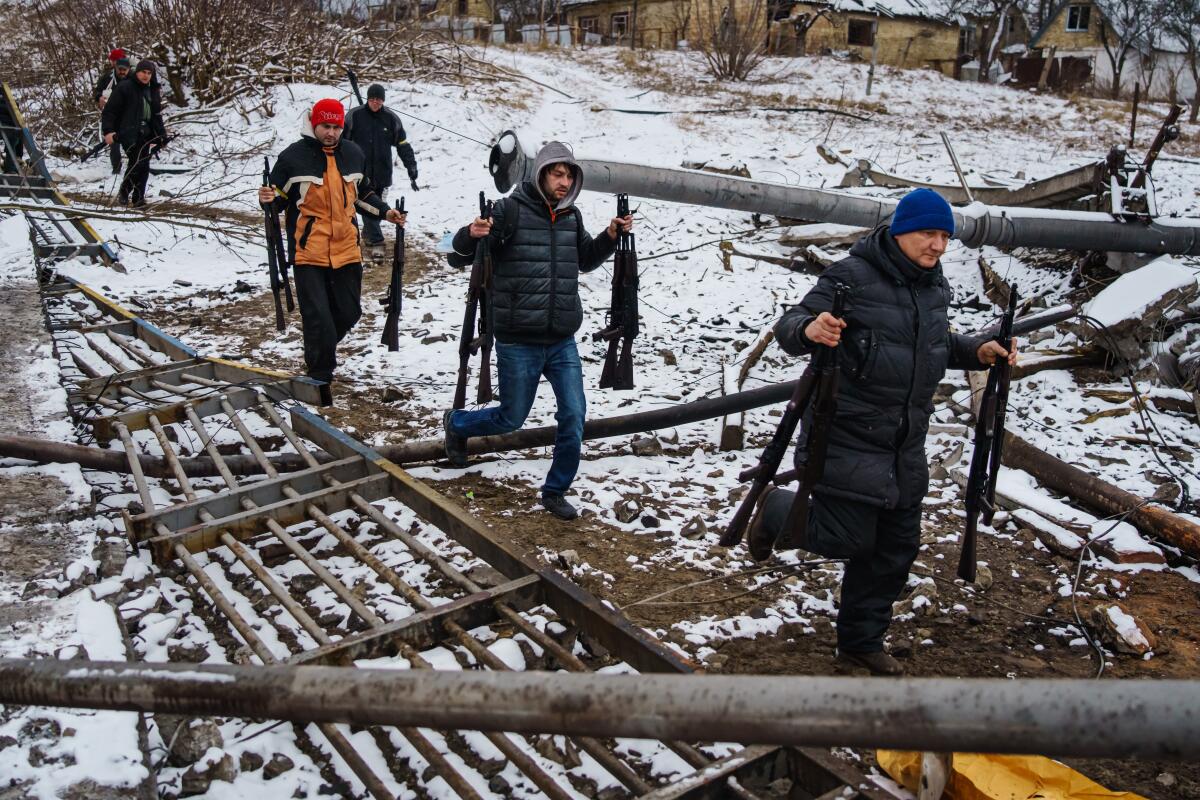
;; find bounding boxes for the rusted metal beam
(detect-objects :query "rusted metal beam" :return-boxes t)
[144,473,391,563]
[288,575,543,665]
[2,660,1197,760]
[129,455,368,541]
[90,383,288,440]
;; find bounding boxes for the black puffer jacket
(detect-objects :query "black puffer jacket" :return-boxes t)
[100,76,165,150]
[451,181,616,345]
[776,226,987,509]
[343,104,416,192]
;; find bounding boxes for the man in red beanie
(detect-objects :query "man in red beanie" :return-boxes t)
[257,98,406,384]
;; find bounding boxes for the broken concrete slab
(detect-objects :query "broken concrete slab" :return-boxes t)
[1080,256,1200,362]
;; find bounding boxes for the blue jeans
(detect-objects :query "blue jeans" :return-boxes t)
[361,187,386,244]
[448,337,586,496]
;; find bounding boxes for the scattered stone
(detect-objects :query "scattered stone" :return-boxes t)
[891,640,913,658]
[465,564,507,589]
[765,777,794,798]
[597,786,627,800]
[916,628,933,640]
[263,753,295,780]
[421,312,434,323]
[1152,482,1181,504]
[289,573,322,594]
[706,469,724,478]
[561,737,583,769]
[239,751,264,773]
[476,757,506,779]
[1156,772,1177,788]
[173,279,193,287]
[558,549,581,568]
[92,539,127,579]
[181,754,237,796]
[613,498,641,523]
[421,333,449,345]
[1093,603,1157,656]
[381,385,412,403]
[631,435,664,457]
[232,280,254,294]
[747,606,768,619]
[658,348,678,366]
[681,515,707,540]
[640,514,661,529]
[973,564,994,591]
[0,735,16,751]
[487,775,511,795]
[534,736,566,765]
[704,653,729,671]
[167,718,225,766]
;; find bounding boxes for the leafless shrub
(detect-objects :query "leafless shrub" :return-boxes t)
[691,0,768,81]
[4,0,471,153]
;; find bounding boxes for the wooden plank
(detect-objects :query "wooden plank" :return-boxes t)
[146,473,391,563]
[287,575,543,665]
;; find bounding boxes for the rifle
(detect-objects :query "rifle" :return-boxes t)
[593,193,638,390]
[261,156,290,331]
[453,192,495,410]
[960,285,1018,582]
[380,197,406,352]
[346,68,364,106]
[720,283,848,554]
[80,138,109,163]
[146,133,177,159]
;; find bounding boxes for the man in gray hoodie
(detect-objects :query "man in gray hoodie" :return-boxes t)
[443,142,633,520]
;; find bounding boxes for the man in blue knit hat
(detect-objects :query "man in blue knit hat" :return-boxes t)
[746,188,1016,676]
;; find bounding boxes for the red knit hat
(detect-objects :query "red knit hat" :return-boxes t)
[108,48,126,62]
[310,99,345,128]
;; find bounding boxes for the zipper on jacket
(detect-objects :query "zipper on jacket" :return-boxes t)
[548,211,558,336]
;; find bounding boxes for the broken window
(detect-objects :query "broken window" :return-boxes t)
[611,11,630,38]
[848,18,875,46]
[579,15,599,33]
[959,25,976,54]
[456,0,467,13]
[1066,4,1090,31]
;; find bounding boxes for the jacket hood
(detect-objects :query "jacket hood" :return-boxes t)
[532,141,582,211]
[850,225,943,287]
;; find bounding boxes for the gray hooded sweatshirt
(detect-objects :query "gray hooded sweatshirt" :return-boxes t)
[451,141,616,345]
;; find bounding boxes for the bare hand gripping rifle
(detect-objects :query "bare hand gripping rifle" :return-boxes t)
[593,193,639,390]
[720,283,848,554]
[453,192,495,410]
[261,156,295,331]
[380,197,406,352]
[959,285,1018,582]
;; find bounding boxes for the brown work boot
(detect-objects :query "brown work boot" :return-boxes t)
[747,486,781,562]
[836,649,905,676]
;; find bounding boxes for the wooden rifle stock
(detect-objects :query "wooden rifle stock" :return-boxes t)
[381,197,406,352]
[959,285,1019,582]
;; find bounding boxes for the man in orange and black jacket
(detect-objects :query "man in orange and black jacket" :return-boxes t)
[258,98,406,384]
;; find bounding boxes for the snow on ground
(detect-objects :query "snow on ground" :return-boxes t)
[7,42,1200,796]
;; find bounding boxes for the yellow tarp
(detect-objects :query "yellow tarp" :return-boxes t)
[876,750,1147,800]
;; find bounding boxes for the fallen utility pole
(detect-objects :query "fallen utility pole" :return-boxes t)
[488,131,1200,256]
[1,660,1197,760]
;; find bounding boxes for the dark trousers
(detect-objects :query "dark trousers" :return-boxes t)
[293,263,363,382]
[447,337,586,496]
[109,140,123,174]
[120,137,153,203]
[361,187,386,245]
[761,489,921,653]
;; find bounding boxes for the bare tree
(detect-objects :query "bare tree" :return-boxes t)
[693,0,769,80]
[1163,0,1200,120]
[1094,0,1159,98]
[947,0,1035,82]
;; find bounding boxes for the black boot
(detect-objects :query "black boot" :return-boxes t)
[836,649,905,676]
[443,409,468,468]
[541,494,578,521]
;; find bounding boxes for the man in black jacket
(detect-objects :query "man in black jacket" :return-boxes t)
[343,84,418,251]
[442,141,632,520]
[101,60,166,206]
[92,50,130,174]
[747,188,1015,676]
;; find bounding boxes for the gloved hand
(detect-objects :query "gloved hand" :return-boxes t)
[408,167,419,192]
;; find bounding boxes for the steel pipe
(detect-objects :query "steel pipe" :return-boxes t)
[2,659,1197,760]
[489,131,1200,256]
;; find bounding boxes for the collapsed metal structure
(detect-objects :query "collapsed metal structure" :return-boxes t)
[488,130,1200,256]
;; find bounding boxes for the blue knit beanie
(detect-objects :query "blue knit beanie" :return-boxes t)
[889,188,954,236]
